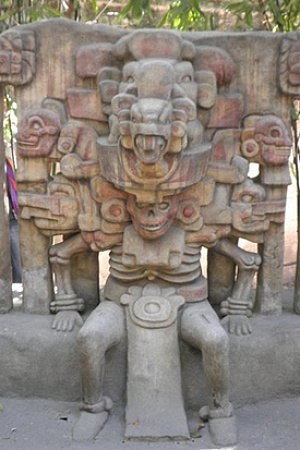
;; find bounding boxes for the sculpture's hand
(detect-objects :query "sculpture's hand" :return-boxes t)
[221,315,252,336]
[52,310,84,332]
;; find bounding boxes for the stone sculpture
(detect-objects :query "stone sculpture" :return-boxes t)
[0,20,297,447]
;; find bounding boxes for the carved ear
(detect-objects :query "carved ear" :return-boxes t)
[193,46,236,86]
[47,125,59,136]
[241,138,260,159]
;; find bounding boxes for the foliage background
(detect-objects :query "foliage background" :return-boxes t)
[1,0,299,32]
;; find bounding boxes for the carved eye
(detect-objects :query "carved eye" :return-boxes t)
[32,121,42,130]
[127,76,134,83]
[270,127,281,138]
[28,117,44,131]
[182,75,192,82]
[241,194,254,203]
[159,202,169,211]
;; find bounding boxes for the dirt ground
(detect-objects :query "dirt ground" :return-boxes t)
[1,395,300,450]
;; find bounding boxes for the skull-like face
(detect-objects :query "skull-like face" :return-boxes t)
[241,115,292,165]
[231,179,268,233]
[16,108,60,157]
[255,116,292,165]
[127,195,178,240]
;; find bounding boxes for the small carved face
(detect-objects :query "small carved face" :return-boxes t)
[127,195,178,240]
[16,108,60,157]
[0,51,18,74]
[241,115,292,165]
[231,179,268,233]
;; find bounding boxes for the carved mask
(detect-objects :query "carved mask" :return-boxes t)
[241,115,292,165]
[16,108,60,157]
[231,179,268,233]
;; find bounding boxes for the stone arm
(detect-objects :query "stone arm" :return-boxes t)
[214,238,261,270]
[214,238,262,336]
[49,233,90,331]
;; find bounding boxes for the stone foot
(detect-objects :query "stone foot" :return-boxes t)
[72,411,108,441]
[208,414,237,447]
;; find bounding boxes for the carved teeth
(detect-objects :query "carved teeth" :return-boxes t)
[134,134,167,161]
[140,222,164,231]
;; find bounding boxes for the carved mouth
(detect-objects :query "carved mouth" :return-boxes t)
[17,139,39,148]
[262,145,291,163]
[140,222,166,232]
[133,134,167,163]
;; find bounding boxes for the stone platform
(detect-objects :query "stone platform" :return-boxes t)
[1,289,300,412]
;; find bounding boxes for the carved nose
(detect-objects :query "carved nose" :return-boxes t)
[147,208,155,218]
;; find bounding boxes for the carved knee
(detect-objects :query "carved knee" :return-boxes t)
[181,305,229,354]
[201,325,229,356]
[77,323,105,356]
[78,302,125,355]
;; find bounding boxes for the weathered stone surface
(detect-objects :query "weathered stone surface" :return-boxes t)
[0,20,298,447]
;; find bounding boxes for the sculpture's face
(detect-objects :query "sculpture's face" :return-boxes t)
[117,59,198,166]
[16,108,60,157]
[130,99,173,164]
[255,117,292,165]
[241,115,292,166]
[127,195,178,240]
[231,179,268,233]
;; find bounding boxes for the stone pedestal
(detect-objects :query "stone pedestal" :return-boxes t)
[121,284,189,439]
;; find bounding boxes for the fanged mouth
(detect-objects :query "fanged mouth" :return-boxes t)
[134,134,167,163]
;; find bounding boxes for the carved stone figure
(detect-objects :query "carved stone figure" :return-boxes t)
[0,21,296,448]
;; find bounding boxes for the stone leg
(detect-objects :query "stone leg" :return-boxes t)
[73,301,125,441]
[180,301,237,446]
